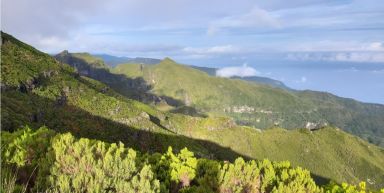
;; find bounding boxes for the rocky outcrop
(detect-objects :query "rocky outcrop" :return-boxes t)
[56,90,68,106]
[305,121,328,131]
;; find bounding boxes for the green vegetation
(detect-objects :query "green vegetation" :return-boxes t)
[110,59,384,147]
[71,53,107,68]
[1,32,62,87]
[57,51,109,69]
[1,32,384,191]
[2,127,382,193]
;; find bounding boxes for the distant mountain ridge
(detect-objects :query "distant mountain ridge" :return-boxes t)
[93,54,161,67]
[90,54,292,90]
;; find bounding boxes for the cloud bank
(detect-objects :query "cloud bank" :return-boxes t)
[216,63,260,77]
[2,0,383,64]
[286,52,384,63]
[207,6,281,35]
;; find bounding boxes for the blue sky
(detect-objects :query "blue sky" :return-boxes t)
[2,0,384,103]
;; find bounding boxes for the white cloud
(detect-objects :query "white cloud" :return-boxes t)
[2,0,383,61]
[294,76,307,83]
[216,63,260,77]
[207,26,220,36]
[300,76,307,83]
[365,42,384,51]
[286,52,384,63]
[285,41,384,52]
[183,45,241,55]
[36,36,71,52]
[372,69,384,74]
[334,52,384,63]
[207,6,281,35]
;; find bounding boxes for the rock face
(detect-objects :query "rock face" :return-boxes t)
[305,121,328,131]
[139,112,150,120]
[184,94,191,106]
[305,122,317,130]
[56,90,68,106]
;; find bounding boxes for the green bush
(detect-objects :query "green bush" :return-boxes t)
[1,127,382,193]
[323,181,383,193]
[217,158,260,193]
[2,126,54,167]
[36,133,160,193]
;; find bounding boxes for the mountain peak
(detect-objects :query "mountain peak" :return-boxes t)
[157,57,182,68]
[162,57,176,63]
[58,50,69,56]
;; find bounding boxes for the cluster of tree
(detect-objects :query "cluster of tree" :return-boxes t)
[1,126,383,193]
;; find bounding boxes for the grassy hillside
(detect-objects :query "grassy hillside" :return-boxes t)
[176,125,384,188]
[1,32,216,156]
[1,32,62,87]
[110,59,384,147]
[112,58,310,113]
[57,51,107,67]
[2,32,384,190]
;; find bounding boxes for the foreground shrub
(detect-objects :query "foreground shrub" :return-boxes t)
[324,181,384,193]
[2,126,383,193]
[36,133,160,192]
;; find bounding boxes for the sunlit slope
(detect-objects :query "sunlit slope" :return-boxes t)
[175,124,384,188]
[112,59,384,146]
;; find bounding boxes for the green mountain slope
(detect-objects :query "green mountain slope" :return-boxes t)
[1,32,217,155]
[109,59,384,147]
[177,126,384,188]
[2,32,384,189]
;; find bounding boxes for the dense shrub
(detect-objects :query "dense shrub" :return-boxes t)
[324,181,384,193]
[1,127,382,193]
[2,126,54,167]
[36,133,160,193]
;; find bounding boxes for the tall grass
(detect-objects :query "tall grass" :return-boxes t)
[1,167,18,193]
[1,166,38,193]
